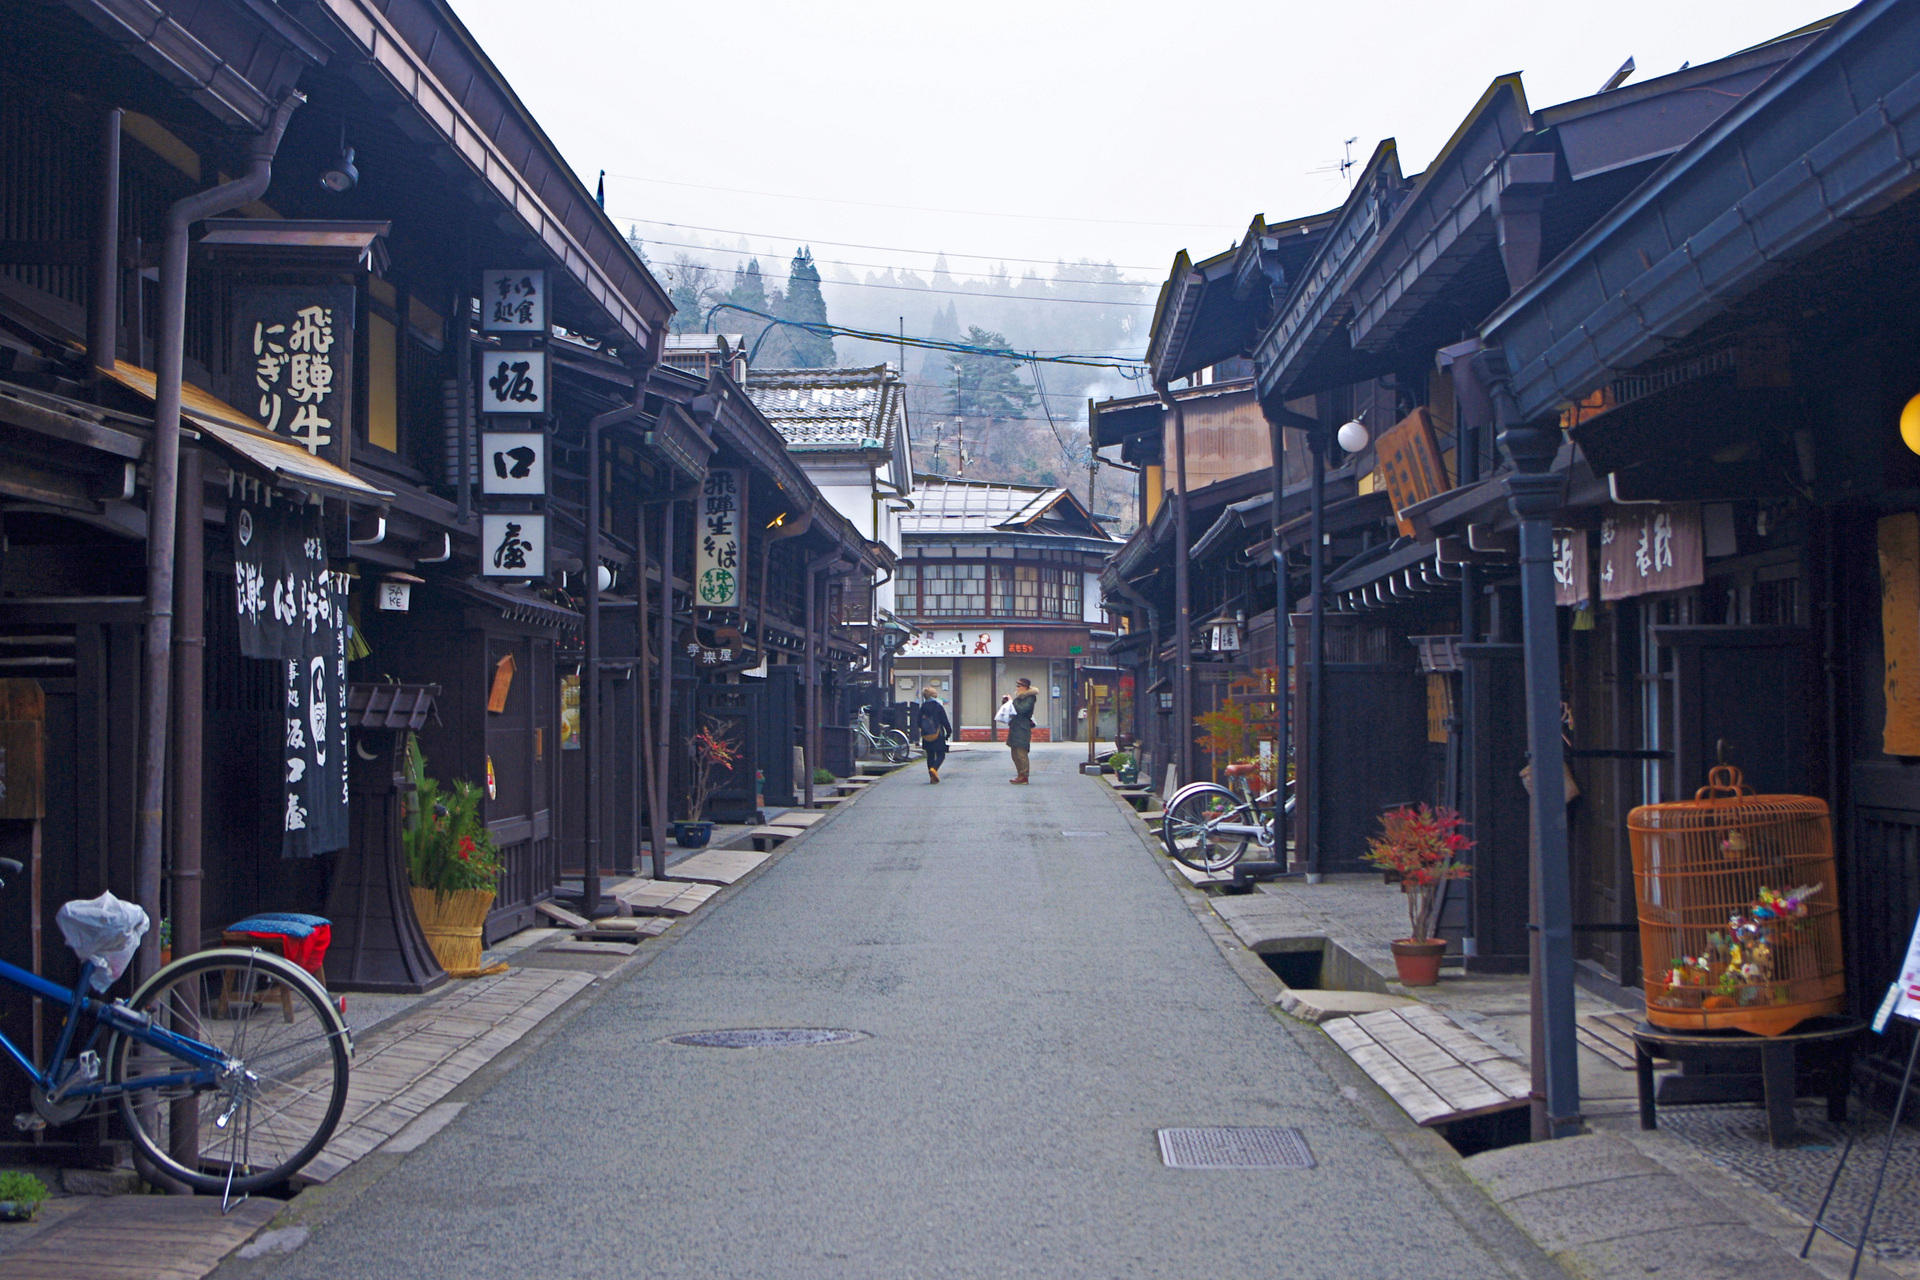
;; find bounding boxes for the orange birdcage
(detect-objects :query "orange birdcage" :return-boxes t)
[1628,765,1844,1036]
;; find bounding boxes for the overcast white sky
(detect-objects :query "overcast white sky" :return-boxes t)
[450,0,1846,294]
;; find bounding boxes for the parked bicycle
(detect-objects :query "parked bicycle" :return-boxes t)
[1162,764,1294,873]
[852,708,914,763]
[0,859,351,1200]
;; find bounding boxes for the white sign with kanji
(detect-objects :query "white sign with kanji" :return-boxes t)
[696,468,743,608]
[481,350,547,416]
[482,431,547,495]
[481,269,547,333]
[1892,908,1920,1025]
[482,513,546,578]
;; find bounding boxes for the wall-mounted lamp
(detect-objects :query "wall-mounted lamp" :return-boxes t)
[320,123,359,193]
[1336,416,1371,453]
[1157,688,1174,714]
[1901,393,1920,455]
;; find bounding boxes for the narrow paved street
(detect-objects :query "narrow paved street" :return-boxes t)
[240,746,1537,1279]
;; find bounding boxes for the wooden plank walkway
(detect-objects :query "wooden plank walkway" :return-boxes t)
[0,1195,279,1280]
[297,967,592,1182]
[768,810,823,828]
[613,880,720,916]
[663,849,769,885]
[1323,1006,1530,1126]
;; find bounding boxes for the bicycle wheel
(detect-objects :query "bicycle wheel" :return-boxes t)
[1163,783,1251,872]
[881,730,915,763]
[109,949,350,1194]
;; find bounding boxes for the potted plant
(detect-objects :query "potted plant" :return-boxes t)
[1363,804,1473,987]
[0,1170,50,1222]
[675,717,741,848]
[1109,751,1138,785]
[403,740,503,975]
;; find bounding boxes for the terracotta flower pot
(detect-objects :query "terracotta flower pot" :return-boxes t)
[1390,938,1447,987]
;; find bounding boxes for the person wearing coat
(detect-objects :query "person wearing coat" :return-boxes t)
[915,687,953,783]
[1006,678,1037,784]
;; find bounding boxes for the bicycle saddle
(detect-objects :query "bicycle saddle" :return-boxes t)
[1223,763,1261,778]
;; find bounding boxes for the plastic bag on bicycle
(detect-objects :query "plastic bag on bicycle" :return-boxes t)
[55,892,149,990]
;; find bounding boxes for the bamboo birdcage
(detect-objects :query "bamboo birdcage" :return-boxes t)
[1629,766,1843,1036]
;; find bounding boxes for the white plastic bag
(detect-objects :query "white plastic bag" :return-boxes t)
[994,698,1014,726]
[56,892,150,990]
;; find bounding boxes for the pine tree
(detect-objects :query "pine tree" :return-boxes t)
[949,326,1035,424]
[772,247,835,367]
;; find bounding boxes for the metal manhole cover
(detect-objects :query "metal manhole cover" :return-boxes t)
[1157,1127,1315,1169]
[667,1028,869,1049]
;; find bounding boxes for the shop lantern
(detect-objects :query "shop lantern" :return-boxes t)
[1629,765,1843,1036]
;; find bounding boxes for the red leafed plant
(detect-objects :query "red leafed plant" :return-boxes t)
[1364,804,1473,943]
[683,716,743,822]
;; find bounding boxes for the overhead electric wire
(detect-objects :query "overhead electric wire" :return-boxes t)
[636,233,1151,290]
[706,303,1147,376]
[617,213,1169,272]
[604,171,1240,231]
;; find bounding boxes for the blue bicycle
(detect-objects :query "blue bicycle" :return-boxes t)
[0,858,351,1196]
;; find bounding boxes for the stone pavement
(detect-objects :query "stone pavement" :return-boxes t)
[218,742,1563,1279]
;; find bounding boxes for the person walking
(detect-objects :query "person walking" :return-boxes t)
[1006,678,1037,784]
[915,686,953,783]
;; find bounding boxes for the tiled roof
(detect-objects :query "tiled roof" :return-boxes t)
[743,365,905,450]
[902,477,1115,540]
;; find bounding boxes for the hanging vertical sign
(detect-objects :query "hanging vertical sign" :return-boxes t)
[1598,503,1704,602]
[696,468,744,608]
[1374,407,1450,536]
[481,431,547,495]
[480,350,547,416]
[1553,529,1591,607]
[231,286,355,462]
[227,490,347,857]
[480,269,547,333]
[482,512,546,578]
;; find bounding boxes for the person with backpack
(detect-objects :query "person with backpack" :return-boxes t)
[915,687,953,784]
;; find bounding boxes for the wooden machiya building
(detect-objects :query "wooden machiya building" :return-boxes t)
[0,0,882,1160]
[1096,14,1839,981]
[890,478,1117,742]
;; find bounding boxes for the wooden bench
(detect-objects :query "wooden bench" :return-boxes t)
[1323,1006,1530,1127]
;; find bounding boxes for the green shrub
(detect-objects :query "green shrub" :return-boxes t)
[1108,751,1134,772]
[813,767,835,785]
[0,1171,49,1204]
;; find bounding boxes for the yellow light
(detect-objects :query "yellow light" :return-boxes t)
[1902,393,1920,455]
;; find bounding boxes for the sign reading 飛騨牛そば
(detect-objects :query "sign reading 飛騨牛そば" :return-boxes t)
[483,513,547,578]
[483,432,546,495]
[232,287,354,462]
[696,468,744,607]
[481,270,546,333]
[481,350,547,416]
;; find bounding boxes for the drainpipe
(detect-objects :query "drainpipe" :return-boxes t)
[803,551,842,807]
[135,91,302,982]
[1156,382,1193,786]
[1474,346,1579,1142]
[90,108,121,372]
[582,392,644,917]
[655,497,678,877]
[1306,425,1327,882]
[1107,574,1161,775]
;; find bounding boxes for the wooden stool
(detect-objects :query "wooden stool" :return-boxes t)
[1631,1015,1864,1148]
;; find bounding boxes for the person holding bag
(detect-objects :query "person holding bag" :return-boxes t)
[915,687,953,784]
[994,694,1015,741]
[1006,678,1037,784]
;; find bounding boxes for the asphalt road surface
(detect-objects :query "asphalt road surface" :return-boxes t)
[243,743,1536,1279]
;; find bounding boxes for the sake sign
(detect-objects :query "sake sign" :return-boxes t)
[696,468,744,608]
[232,286,354,461]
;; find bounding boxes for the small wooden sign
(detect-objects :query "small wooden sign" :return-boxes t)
[0,679,46,820]
[1553,530,1591,607]
[488,652,516,714]
[1374,408,1450,537]
[1599,503,1704,602]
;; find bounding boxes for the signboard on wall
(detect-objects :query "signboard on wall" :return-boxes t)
[696,468,744,608]
[899,628,1003,658]
[482,512,547,578]
[232,286,355,461]
[480,350,547,416]
[1002,628,1092,658]
[1598,503,1703,602]
[481,269,547,333]
[1553,529,1591,607]
[482,432,547,495]
[1374,407,1449,537]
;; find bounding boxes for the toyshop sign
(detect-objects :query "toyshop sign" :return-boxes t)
[899,628,1002,658]
[228,491,348,858]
